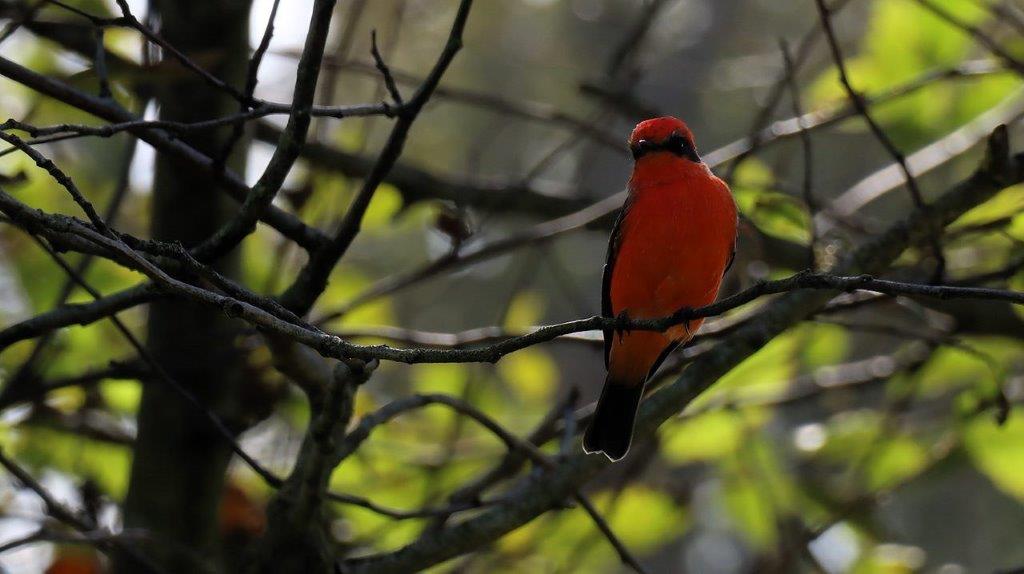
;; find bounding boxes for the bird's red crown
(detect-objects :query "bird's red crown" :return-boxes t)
[628,116,694,147]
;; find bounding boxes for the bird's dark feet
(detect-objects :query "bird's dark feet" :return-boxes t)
[671,306,694,338]
[614,310,632,342]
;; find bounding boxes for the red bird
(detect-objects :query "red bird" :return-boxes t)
[584,117,738,461]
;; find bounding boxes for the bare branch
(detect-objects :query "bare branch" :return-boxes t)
[814,0,947,279]
[336,393,647,572]
[912,0,1024,76]
[215,0,283,164]
[280,0,475,315]
[0,128,109,233]
[370,29,404,107]
[194,0,338,261]
[0,447,164,572]
[780,39,817,268]
[0,55,326,249]
[0,283,158,352]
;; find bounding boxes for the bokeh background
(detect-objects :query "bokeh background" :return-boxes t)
[2,0,1024,572]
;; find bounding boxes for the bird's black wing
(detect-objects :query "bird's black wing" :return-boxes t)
[602,197,632,367]
[724,240,737,276]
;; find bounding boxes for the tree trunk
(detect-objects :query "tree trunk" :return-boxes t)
[117,1,252,572]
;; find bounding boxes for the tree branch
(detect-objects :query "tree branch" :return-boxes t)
[194,0,338,261]
[3,184,1023,366]
[0,55,326,250]
[341,127,1020,573]
[279,0,475,316]
[814,0,947,279]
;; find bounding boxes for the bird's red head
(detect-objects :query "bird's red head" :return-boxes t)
[628,116,699,162]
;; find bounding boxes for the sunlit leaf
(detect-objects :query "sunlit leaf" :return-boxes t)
[411,363,469,395]
[661,410,745,464]
[361,183,404,229]
[950,184,1024,230]
[964,408,1024,500]
[101,379,142,414]
[321,268,395,327]
[818,410,884,463]
[732,159,811,245]
[850,543,927,574]
[722,473,777,549]
[497,348,558,403]
[864,437,928,491]
[809,0,1004,145]
[605,486,684,551]
[800,323,850,369]
[693,327,801,407]
[503,291,546,331]
[12,427,131,497]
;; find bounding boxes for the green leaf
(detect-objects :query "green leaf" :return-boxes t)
[661,410,746,464]
[361,183,404,230]
[11,427,131,498]
[503,291,546,331]
[100,379,142,413]
[605,486,684,551]
[864,437,928,491]
[411,363,469,395]
[800,323,850,368]
[732,159,811,245]
[694,327,801,407]
[497,348,559,403]
[964,408,1024,500]
[850,543,927,574]
[809,0,1006,146]
[320,268,395,327]
[910,337,1021,398]
[722,472,777,549]
[818,410,884,463]
[950,184,1024,230]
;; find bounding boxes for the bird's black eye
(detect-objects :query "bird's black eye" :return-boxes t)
[666,132,699,162]
[631,139,656,159]
[666,133,686,152]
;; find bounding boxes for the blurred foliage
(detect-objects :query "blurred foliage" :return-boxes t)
[809,0,1019,146]
[1,0,1024,573]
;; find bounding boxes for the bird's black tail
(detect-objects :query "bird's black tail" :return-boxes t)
[583,377,644,462]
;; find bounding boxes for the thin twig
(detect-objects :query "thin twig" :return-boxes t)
[912,0,1024,76]
[725,0,853,182]
[371,29,404,107]
[280,0,475,315]
[4,191,1024,364]
[194,0,339,261]
[0,55,326,249]
[216,0,283,165]
[780,39,817,268]
[0,447,163,572]
[814,0,947,280]
[0,128,109,233]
